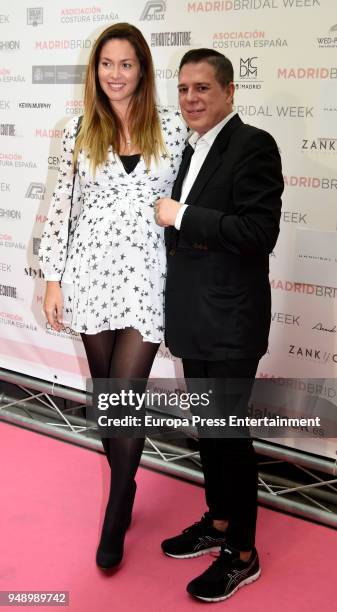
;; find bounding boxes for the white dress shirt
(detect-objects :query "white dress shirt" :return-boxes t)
[174,111,237,230]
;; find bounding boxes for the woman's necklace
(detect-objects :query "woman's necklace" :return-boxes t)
[123,124,132,152]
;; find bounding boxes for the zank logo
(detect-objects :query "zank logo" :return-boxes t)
[289,345,337,363]
[240,57,257,78]
[26,182,45,199]
[302,139,336,152]
[140,1,166,20]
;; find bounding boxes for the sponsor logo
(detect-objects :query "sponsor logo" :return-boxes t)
[45,322,80,339]
[27,7,43,26]
[278,67,337,79]
[0,182,10,191]
[0,153,36,168]
[0,99,10,110]
[33,237,41,255]
[289,344,337,364]
[240,56,257,78]
[301,138,337,153]
[283,175,337,189]
[65,99,84,115]
[24,267,44,279]
[26,182,46,199]
[0,311,37,331]
[257,377,336,401]
[236,57,263,89]
[0,284,17,299]
[213,30,287,49]
[0,68,25,83]
[271,312,300,326]
[140,1,166,20]
[35,39,92,50]
[0,41,20,51]
[234,104,313,117]
[312,322,336,333]
[0,208,21,220]
[235,104,271,117]
[0,233,26,250]
[32,65,86,84]
[0,262,11,272]
[35,214,47,223]
[19,102,51,109]
[297,253,337,264]
[155,67,179,80]
[282,0,320,6]
[157,347,177,360]
[188,0,320,10]
[0,15,10,23]
[187,1,278,11]
[270,279,337,299]
[35,128,62,138]
[320,104,337,123]
[150,32,191,47]
[277,105,314,117]
[0,123,15,136]
[317,24,337,49]
[59,7,118,24]
[281,211,307,224]
[48,155,59,170]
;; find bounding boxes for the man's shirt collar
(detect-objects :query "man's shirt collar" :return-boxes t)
[188,111,237,149]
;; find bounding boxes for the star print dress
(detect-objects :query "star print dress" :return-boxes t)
[39,108,187,342]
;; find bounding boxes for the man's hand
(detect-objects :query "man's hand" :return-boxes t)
[155,198,181,227]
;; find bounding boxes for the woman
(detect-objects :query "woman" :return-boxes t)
[39,22,186,570]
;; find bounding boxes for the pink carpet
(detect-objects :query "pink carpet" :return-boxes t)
[1,420,336,611]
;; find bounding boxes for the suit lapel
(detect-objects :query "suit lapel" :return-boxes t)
[166,115,242,250]
[185,114,242,206]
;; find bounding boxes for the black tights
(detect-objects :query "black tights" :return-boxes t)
[81,328,159,550]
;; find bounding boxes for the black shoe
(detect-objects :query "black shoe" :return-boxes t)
[96,542,124,570]
[161,512,227,559]
[186,545,261,602]
[96,481,137,570]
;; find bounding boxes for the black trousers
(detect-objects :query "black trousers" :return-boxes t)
[182,357,259,552]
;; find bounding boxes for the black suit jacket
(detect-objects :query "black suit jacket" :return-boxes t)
[164,114,284,360]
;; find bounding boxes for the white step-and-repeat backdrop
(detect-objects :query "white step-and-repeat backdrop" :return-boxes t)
[1,1,336,456]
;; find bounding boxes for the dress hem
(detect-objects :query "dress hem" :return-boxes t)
[66,322,163,344]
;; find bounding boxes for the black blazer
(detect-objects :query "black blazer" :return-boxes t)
[164,114,284,360]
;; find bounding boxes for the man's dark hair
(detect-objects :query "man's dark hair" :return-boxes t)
[179,48,234,87]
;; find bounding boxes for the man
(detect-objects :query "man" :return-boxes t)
[155,49,283,603]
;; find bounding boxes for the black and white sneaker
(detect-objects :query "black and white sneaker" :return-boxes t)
[161,512,227,559]
[186,544,261,602]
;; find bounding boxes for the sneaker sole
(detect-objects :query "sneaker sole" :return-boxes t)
[189,568,261,602]
[163,546,222,559]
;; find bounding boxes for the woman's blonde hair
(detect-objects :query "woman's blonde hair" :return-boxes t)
[74,22,165,172]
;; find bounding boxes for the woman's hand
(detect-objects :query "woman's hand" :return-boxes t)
[43,281,63,332]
